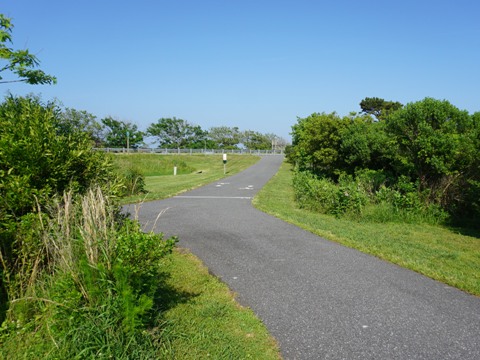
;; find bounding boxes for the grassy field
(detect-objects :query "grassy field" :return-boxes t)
[113,153,260,203]
[111,153,281,359]
[253,161,480,296]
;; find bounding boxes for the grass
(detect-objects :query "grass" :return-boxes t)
[112,154,260,203]
[155,249,281,359]
[253,161,480,296]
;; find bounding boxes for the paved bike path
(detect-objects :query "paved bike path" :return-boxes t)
[128,156,480,359]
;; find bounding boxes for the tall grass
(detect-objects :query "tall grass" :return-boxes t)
[0,187,176,359]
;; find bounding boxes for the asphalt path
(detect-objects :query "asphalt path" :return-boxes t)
[126,156,480,359]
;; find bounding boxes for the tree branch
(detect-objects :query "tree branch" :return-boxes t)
[0,78,27,84]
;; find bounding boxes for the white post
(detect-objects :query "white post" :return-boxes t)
[174,166,177,176]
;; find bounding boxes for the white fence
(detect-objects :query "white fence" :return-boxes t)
[93,148,284,155]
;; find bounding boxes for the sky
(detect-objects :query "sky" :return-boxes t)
[2,0,480,143]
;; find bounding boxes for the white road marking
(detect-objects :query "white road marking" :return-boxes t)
[239,185,254,190]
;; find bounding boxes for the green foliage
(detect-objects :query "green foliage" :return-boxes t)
[288,97,480,224]
[0,188,177,358]
[115,220,177,299]
[289,112,348,177]
[0,94,121,331]
[208,126,242,149]
[339,116,396,174]
[120,167,146,196]
[242,130,272,150]
[0,14,56,85]
[385,98,479,219]
[0,95,118,231]
[293,171,368,217]
[58,108,104,146]
[292,168,449,225]
[386,98,472,187]
[359,96,403,121]
[147,117,207,149]
[102,116,144,149]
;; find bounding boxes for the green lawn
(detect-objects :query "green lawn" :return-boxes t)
[253,161,480,296]
[113,154,260,203]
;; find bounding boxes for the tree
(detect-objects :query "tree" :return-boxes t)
[0,14,56,85]
[339,114,396,175]
[101,117,144,149]
[360,97,403,121]
[147,117,206,149]
[289,112,348,177]
[242,130,271,150]
[57,108,104,146]
[385,98,472,194]
[208,126,241,149]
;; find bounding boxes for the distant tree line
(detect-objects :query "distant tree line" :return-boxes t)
[59,110,289,151]
[287,97,480,225]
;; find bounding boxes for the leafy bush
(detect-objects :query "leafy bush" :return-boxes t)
[335,175,369,216]
[0,95,123,318]
[293,170,447,224]
[0,188,177,358]
[289,98,480,225]
[293,171,368,216]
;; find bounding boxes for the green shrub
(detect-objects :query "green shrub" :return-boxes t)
[335,175,369,216]
[293,170,337,213]
[293,171,368,216]
[354,169,389,196]
[121,167,146,196]
[293,170,447,225]
[0,95,123,323]
[0,188,177,358]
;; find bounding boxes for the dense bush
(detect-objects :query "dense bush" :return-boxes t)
[0,188,177,358]
[0,95,174,357]
[0,95,124,322]
[292,170,448,224]
[288,112,348,178]
[0,95,120,236]
[288,98,480,225]
[293,171,368,216]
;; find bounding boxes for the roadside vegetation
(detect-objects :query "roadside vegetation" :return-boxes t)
[255,96,480,296]
[286,97,480,228]
[0,95,279,358]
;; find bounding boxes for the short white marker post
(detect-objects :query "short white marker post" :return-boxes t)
[174,166,177,176]
[223,154,227,175]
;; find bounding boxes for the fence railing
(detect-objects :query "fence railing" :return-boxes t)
[93,148,284,155]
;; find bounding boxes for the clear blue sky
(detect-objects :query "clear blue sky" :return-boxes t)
[3,0,480,142]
